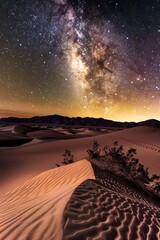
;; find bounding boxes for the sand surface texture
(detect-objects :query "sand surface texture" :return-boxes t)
[63,166,160,240]
[0,160,95,240]
[0,125,160,195]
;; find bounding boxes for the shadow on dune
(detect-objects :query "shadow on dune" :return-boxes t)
[0,138,33,147]
[63,165,160,240]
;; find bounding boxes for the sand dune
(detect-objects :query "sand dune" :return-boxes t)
[63,166,160,240]
[0,124,159,240]
[0,156,159,239]
[0,132,33,147]
[26,126,104,139]
[0,126,160,195]
[0,125,16,132]
[0,160,95,240]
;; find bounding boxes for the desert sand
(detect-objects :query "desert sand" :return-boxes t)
[0,124,160,240]
[0,160,160,240]
[63,175,160,240]
[0,160,95,240]
[0,125,160,195]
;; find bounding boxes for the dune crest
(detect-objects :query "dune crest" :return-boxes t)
[0,160,95,240]
[63,169,160,240]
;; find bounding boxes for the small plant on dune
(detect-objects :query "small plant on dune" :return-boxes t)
[87,140,101,159]
[135,164,150,184]
[103,142,150,183]
[150,174,160,182]
[125,148,138,170]
[153,182,160,195]
[126,148,138,163]
[104,141,126,168]
[88,141,151,185]
[62,149,75,165]
[123,147,149,183]
[149,174,160,196]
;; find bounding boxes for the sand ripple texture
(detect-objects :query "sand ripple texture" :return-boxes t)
[63,175,160,240]
[0,160,95,240]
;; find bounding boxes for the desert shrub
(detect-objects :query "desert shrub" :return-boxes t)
[125,148,139,172]
[62,149,75,165]
[88,141,150,184]
[150,174,160,182]
[104,142,150,183]
[135,164,150,183]
[87,140,101,159]
[149,174,160,195]
[104,141,126,168]
[125,148,140,178]
[153,182,160,195]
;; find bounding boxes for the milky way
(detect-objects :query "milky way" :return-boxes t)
[46,0,142,111]
[0,0,160,121]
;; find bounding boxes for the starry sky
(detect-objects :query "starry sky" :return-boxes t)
[0,0,160,121]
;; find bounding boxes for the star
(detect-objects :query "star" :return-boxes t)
[0,0,159,121]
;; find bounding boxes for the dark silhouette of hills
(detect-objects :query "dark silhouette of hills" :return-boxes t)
[0,115,159,128]
[137,119,160,128]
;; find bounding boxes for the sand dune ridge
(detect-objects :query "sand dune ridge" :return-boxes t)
[0,160,95,240]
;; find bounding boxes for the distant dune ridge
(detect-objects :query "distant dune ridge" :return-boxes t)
[0,160,95,240]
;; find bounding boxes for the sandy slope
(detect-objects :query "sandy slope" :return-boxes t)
[0,126,160,195]
[63,166,160,240]
[0,125,16,132]
[0,160,95,240]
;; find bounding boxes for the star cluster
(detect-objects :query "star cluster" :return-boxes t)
[0,0,160,121]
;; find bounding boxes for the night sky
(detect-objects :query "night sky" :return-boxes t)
[0,0,160,121]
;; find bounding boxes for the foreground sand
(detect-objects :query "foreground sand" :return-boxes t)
[63,165,160,240]
[0,160,160,240]
[0,125,160,195]
[64,179,160,240]
[0,160,95,240]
